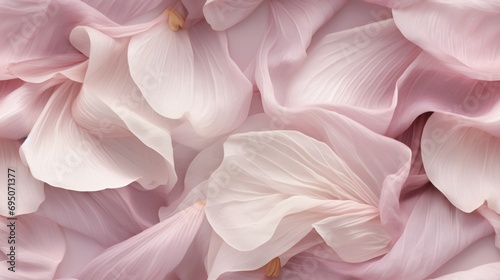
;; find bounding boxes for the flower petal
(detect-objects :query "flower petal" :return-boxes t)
[71,26,177,189]
[0,140,44,216]
[128,20,252,141]
[20,81,171,191]
[0,79,53,140]
[393,0,500,80]
[77,202,205,280]
[203,0,265,31]
[421,113,500,213]
[37,184,165,246]
[0,214,66,280]
[206,130,397,260]
[282,19,420,134]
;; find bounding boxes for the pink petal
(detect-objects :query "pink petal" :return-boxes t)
[431,262,500,280]
[387,52,500,137]
[289,188,492,279]
[205,130,400,262]
[203,0,265,31]
[128,20,252,142]
[70,26,177,189]
[77,202,205,280]
[20,81,172,191]
[393,0,500,80]
[0,79,54,140]
[281,19,420,134]
[0,140,44,216]
[37,184,165,246]
[421,113,500,213]
[0,214,66,280]
[362,0,420,9]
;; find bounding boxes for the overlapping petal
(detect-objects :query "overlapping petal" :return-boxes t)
[280,19,420,134]
[37,184,165,246]
[0,215,66,280]
[205,129,407,265]
[393,0,500,80]
[421,113,500,214]
[20,81,172,191]
[0,140,44,216]
[77,201,205,280]
[128,20,252,143]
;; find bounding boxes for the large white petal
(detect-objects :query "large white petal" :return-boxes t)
[20,81,171,191]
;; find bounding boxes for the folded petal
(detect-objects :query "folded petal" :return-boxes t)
[362,0,420,8]
[431,262,500,280]
[387,52,500,137]
[393,0,500,80]
[71,26,177,189]
[203,0,265,31]
[282,19,420,134]
[37,184,165,246]
[421,113,500,213]
[77,201,205,280]
[0,214,66,280]
[291,188,493,279]
[0,79,54,140]
[0,140,44,216]
[128,20,252,141]
[20,81,171,191]
[206,130,398,261]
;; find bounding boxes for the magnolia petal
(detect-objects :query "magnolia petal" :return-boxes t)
[393,0,500,80]
[128,20,252,138]
[20,81,170,191]
[206,130,393,257]
[37,184,164,246]
[283,19,420,134]
[203,0,265,31]
[421,113,500,213]
[0,140,44,216]
[0,215,65,280]
[0,79,54,140]
[77,202,205,280]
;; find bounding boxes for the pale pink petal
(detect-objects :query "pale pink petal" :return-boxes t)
[0,215,66,279]
[205,130,399,262]
[128,20,252,140]
[0,140,44,216]
[431,262,500,280]
[421,113,500,213]
[20,81,171,191]
[71,26,177,190]
[387,52,500,137]
[81,0,172,24]
[0,0,168,79]
[77,202,205,280]
[363,0,420,9]
[282,19,420,134]
[0,79,54,140]
[393,0,500,80]
[8,53,88,83]
[37,184,164,246]
[288,189,492,279]
[203,0,265,31]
